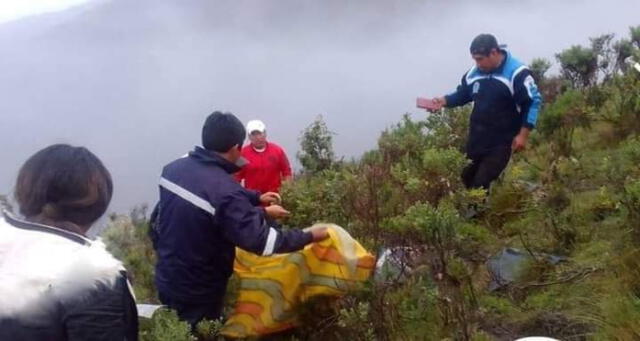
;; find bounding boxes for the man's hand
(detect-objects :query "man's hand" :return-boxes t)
[309,227,330,242]
[428,97,447,113]
[264,205,290,219]
[260,192,281,205]
[512,128,531,152]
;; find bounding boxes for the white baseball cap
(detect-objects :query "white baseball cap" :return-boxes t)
[246,120,266,134]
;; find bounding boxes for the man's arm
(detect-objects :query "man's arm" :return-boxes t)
[280,147,293,182]
[444,74,473,108]
[243,188,262,206]
[512,69,543,151]
[427,74,472,112]
[234,168,245,184]
[219,190,325,255]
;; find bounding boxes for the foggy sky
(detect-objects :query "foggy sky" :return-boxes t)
[1,0,639,219]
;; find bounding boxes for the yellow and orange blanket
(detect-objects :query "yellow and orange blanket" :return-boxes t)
[221,224,375,338]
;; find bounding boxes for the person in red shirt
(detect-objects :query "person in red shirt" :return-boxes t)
[235,120,293,194]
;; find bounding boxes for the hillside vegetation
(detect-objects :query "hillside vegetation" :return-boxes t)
[103,26,640,340]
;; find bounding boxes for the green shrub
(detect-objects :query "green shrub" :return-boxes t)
[103,212,157,303]
[139,309,194,341]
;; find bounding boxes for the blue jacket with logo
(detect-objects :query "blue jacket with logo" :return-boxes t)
[445,50,542,158]
[150,146,313,304]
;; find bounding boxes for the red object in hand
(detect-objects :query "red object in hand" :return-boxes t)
[416,97,439,111]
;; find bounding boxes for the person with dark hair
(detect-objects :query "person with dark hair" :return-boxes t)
[424,34,543,191]
[150,111,329,327]
[0,144,138,340]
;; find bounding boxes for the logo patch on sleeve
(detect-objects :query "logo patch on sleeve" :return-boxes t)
[524,75,538,95]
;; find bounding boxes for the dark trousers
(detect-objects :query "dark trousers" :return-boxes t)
[158,292,223,329]
[462,146,512,191]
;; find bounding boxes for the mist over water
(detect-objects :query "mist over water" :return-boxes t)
[0,0,638,223]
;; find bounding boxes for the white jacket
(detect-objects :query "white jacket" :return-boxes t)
[0,211,138,340]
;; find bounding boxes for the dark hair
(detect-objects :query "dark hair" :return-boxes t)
[201,111,246,152]
[14,144,113,227]
[470,33,500,56]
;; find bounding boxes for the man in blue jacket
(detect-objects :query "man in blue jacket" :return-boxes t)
[150,111,328,326]
[427,34,542,190]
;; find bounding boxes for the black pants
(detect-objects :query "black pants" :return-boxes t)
[158,292,223,329]
[462,146,512,191]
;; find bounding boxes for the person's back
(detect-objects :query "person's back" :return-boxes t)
[0,212,137,340]
[153,148,248,307]
[151,112,326,326]
[0,144,138,340]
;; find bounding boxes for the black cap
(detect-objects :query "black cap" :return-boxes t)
[470,34,499,56]
[201,111,246,152]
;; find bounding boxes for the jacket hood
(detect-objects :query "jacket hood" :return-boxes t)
[0,212,125,317]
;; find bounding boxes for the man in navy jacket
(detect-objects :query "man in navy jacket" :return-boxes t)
[150,111,328,326]
[427,34,543,190]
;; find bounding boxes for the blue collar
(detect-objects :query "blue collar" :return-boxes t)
[189,146,242,174]
[478,49,509,75]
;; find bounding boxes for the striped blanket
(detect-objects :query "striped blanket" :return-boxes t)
[222,224,375,338]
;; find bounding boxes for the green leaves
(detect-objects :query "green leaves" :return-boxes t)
[556,45,598,88]
[386,202,460,245]
[530,58,552,83]
[139,309,195,341]
[297,115,335,175]
[389,147,468,207]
